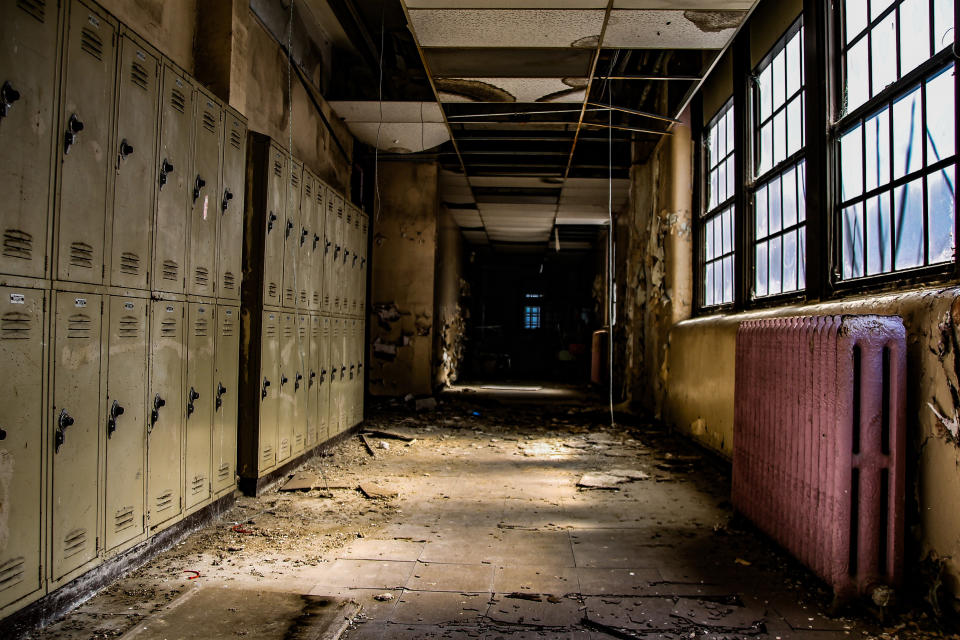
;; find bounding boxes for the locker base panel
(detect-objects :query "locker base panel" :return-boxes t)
[0,491,236,640]
[0,275,50,290]
[238,421,364,497]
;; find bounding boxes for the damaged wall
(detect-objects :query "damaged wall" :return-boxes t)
[434,207,467,388]
[369,161,440,396]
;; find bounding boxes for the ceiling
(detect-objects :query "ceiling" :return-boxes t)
[320,0,756,252]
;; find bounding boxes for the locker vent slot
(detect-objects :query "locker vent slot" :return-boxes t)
[264,323,277,338]
[284,289,295,305]
[221,317,235,337]
[229,129,242,150]
[160,319,178,338]
[118,315,140,338]
[222,272,236,291]
[80,27,104,61]
[69,242,94,269]
[291,173,299,188]
[114,506,136,532]
[202,111,216,133]
[273,160,282,178]
[268,283,278,298]
[304,183,312,198]
[16,0,45,22]
[299,291,307,305]
[295,434,303,447]
[63,528,88,558]
[120,252,140,275]
[316,192,323,206]
[279,439,290,458]
[217,463,230,480]
[193,267,209,288]
[0,557,25,592]
[190,475,206,495]
[261,445,273,460]
[3,229,33,260]
[67,314,92,339]
[131,62,149,90]
[282,323,294,338]
[312,293,320,305]
[194,318,208,337]
[161,260,178,281]
[2,312,32,340]
[170,89,186,114]
[155,490,174,512]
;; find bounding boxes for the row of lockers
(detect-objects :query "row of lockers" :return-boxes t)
[1,0,247,298]
[0,286,239,616]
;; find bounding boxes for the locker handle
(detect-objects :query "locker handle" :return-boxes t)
[349,364,355,380]
[325,239,331,254]
[193,175,206,203]
[343,249,350,264]
[159,159,174,189]
[107,400,125,438]
[300,227,309,246]
[285,219,294,238]
[353,254,358,266]
[63,114,84,155]
[261,377,270,399]
[320,368,327,382]
[221,189,233,213]
[280,374,289,387]
[267,212,277,233]
[294,372,303,391]
[309,371,316,387]
[313,233,320,250]
[216,382,227,410]
[334,244,340,259]
[0,81,20,118]
[119,139,134,158]
[340,366,346,380]
[150,394,166,430]
[0,427,5,441]
[187,387,200,417]
[55,409,75,453]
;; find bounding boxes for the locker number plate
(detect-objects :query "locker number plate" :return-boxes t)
[75,298,87,308]
[9,293,24,304]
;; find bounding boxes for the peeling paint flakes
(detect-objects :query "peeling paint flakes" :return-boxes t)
[928,402,960,441]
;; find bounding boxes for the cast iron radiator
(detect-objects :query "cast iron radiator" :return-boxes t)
[732,315,906,600]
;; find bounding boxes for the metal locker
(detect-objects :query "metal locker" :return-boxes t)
[276,312,295,462]
[310,180,326,311]
[212,305,239,495]
[342,206,353,316]
[292,313,309,454]
[298,171,315,311]
[350,318,360,427]
[331,316,343,435]
[333,195,344,313]
[0,0,60,279]
[261,146,286,307]
[358,318,365,424]
[147,300,184,530]
[323,316,336,439]
[184,302,214,510]
[282,161,303,308]
[258,310,280,472]
[217,111,246,300]
[322,187,336,313]
[186,89,221,297]
[55,2,117,285]
[104,295,148,552]
[51,290,102,580]
[0,287,46,609]
[319,315,332,443]
[306,314,322,447]
[359,212,368,317]
[153,64,193,293]
[109,33,159,290]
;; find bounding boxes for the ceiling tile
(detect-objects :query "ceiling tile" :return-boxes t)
[603,9,744,49]
[614,0,754,8]
[406,1,607,7]
[451,209,484,227]
[425,48,594,77]
[408,9,605,48]
[437,77,587,103]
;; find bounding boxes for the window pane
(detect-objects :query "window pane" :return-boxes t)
[787,97,803,156]
[893,86,922,179]
[798,227,807,287]
[723,255,734,303]
[770,177,783,234]
[705,216,714,259]
[773,50,786,108]
[843,203,865,278]
[726,110,735,156]
[759,122,772,175]
[934,0,955,52]
[900,0,931,76]
[872,0,895,21]
[786,35,802,97]
[866,192,892,274]
[872,13,898,97]
[928,167,956,264]
[926,65,956,164]
[894,177,925,269]
[783,167,798,228]
[846,38,870,113]
[717,161,727,203]
[783,229,798,291]
[709,168,718,210]
[723,207,734,253]
[756,241,768,296]
[865,107,890,190]
[759,66,773,122]
[798,160,807,221]
[846,0,868,42]
[774,110,787,165]
[769,235,783,295]
[756,185,768,238]
[704,263,714,306]
[841,124,864,201]
[726,157,735,201]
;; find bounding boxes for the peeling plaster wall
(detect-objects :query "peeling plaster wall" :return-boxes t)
[369,161,440,397]
[435,207,467,388]
[97,0,197,73]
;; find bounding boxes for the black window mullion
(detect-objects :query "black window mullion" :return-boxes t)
[804,0,832,300]
[692,91,704,312]
[733,28,751,307]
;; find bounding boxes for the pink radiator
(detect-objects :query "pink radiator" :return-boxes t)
[733,315,906,600]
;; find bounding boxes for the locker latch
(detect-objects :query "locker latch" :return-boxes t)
[349,364,355,380]
[280,374,289,387]
[63,114,84,155]
[294,372,303,391]
[300,227,309,246]
[325,239,331,254]
[55,409,74,453]
[285,219,294,238]
[0,81,20,118]
[119,139,134,159]
[261,377,270,399]
[320,368,326,383]
[193,176,206,203]
[107,400,125,438]
[0,427,5,441]
[150,394,166,430]
[334,244,340,259]
[340,365,346,380]
[309,371,316,388]
[187,387,200,417]
[221,189,233,213]
[216,382,227,410]
[267,212,277,233]
[353,254,358,267]
[159,159,174,189]
[313,233,320,250]
[343,249,350,264]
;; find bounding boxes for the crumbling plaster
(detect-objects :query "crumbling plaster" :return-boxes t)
[435,207,467,388]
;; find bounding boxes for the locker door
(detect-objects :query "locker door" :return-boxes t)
[104,295,148,551]
[298,172,314,311]
[358,318,365,423]
[282,161,303,308]
[0,287,45,609]
[218,112,246,300]
[56,3,117,285]
[51,291,102,580]
[276,312,295,462]
[258,311,280,472]
[186,90,221,297]
[351,319,360,427]
[212,305,239,494]
[331,317,343,435]
[0,0,60,279]
[292,313,309,454]
[333,196,344,313]
[109,34,159,290]
[322,316,333,441]
[323,189,336,313]
[306,314,321,447]
[147,300,184,529]
[262,147,285,307]
[310,181,326,311]
[360,213,369,317]
[184,302,214,510]
[342,207,353,316]
[153,65,193,293]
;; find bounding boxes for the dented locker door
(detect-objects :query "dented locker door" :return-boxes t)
[147,300,184,529]
[186,90,221,297]
[217,112,246,300]
[292,313,309,454]
[306,314,321,447]
[282,161,302,308]
[109,33,159,290]
[51,291,102,580]
[322,188,336,313]
[184,302,214,510]
[153,65,193,293]
[56,3,117,285]
[310,181,326,311]
[262,147,285,307]
[212,305,239,494]
[298,171,314,311]
[0,0,60,279]
[0,287,46,609]
[258,310,280,472]
[104,295,148,551]
[276,312,295,462]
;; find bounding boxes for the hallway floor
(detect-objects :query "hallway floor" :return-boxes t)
[30,387,910,639]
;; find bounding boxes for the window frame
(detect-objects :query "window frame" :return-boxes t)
[699,98,738,311]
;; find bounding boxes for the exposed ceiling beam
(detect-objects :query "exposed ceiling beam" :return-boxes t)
[594,75,700,82]
[587,101,680,125]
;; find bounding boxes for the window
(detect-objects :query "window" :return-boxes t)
[523,294,541,329]
[836,0,956,280]
[752,21,807,298]
[702,101,736,307]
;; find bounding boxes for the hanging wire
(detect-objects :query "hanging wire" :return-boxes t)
[607,78,616,430]
[374,1,385,222]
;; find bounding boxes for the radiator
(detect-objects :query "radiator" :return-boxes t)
[732,315,906,600]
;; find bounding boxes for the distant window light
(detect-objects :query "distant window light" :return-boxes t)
[525,293,542,299]
[524,306,541,329]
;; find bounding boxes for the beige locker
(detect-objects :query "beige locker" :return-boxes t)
[309,180,326,311]
[321,315,333,441]
[282,161,303,308]
[330,316,343,435]
[186,91,221,297]
[55,2,117,285]
[342,206,353,315]
[292,313,309,454]
[109,33,159,290]
[217,111,246,300]
[212,305,238,495]
[306,314,322,447]
[276,312,295,462]
[262,146,286,307]
[184,302,214,510]
[333,195,344,313]
[104,295,148,551]
[147,300,184,529]
[153,65,193,293]
[357,318,365,424]
[0,0,60,279]
[359,212,368,317]
[0,287,46,609]
[298,171,315,311]
[258,310,280,472]
[322,188,336,313]
[350,318,361,428]
[51,291,102,580]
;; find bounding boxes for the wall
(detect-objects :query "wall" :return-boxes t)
[98,0,197,73]
[435,207,466,387]
[369,161,439,396]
